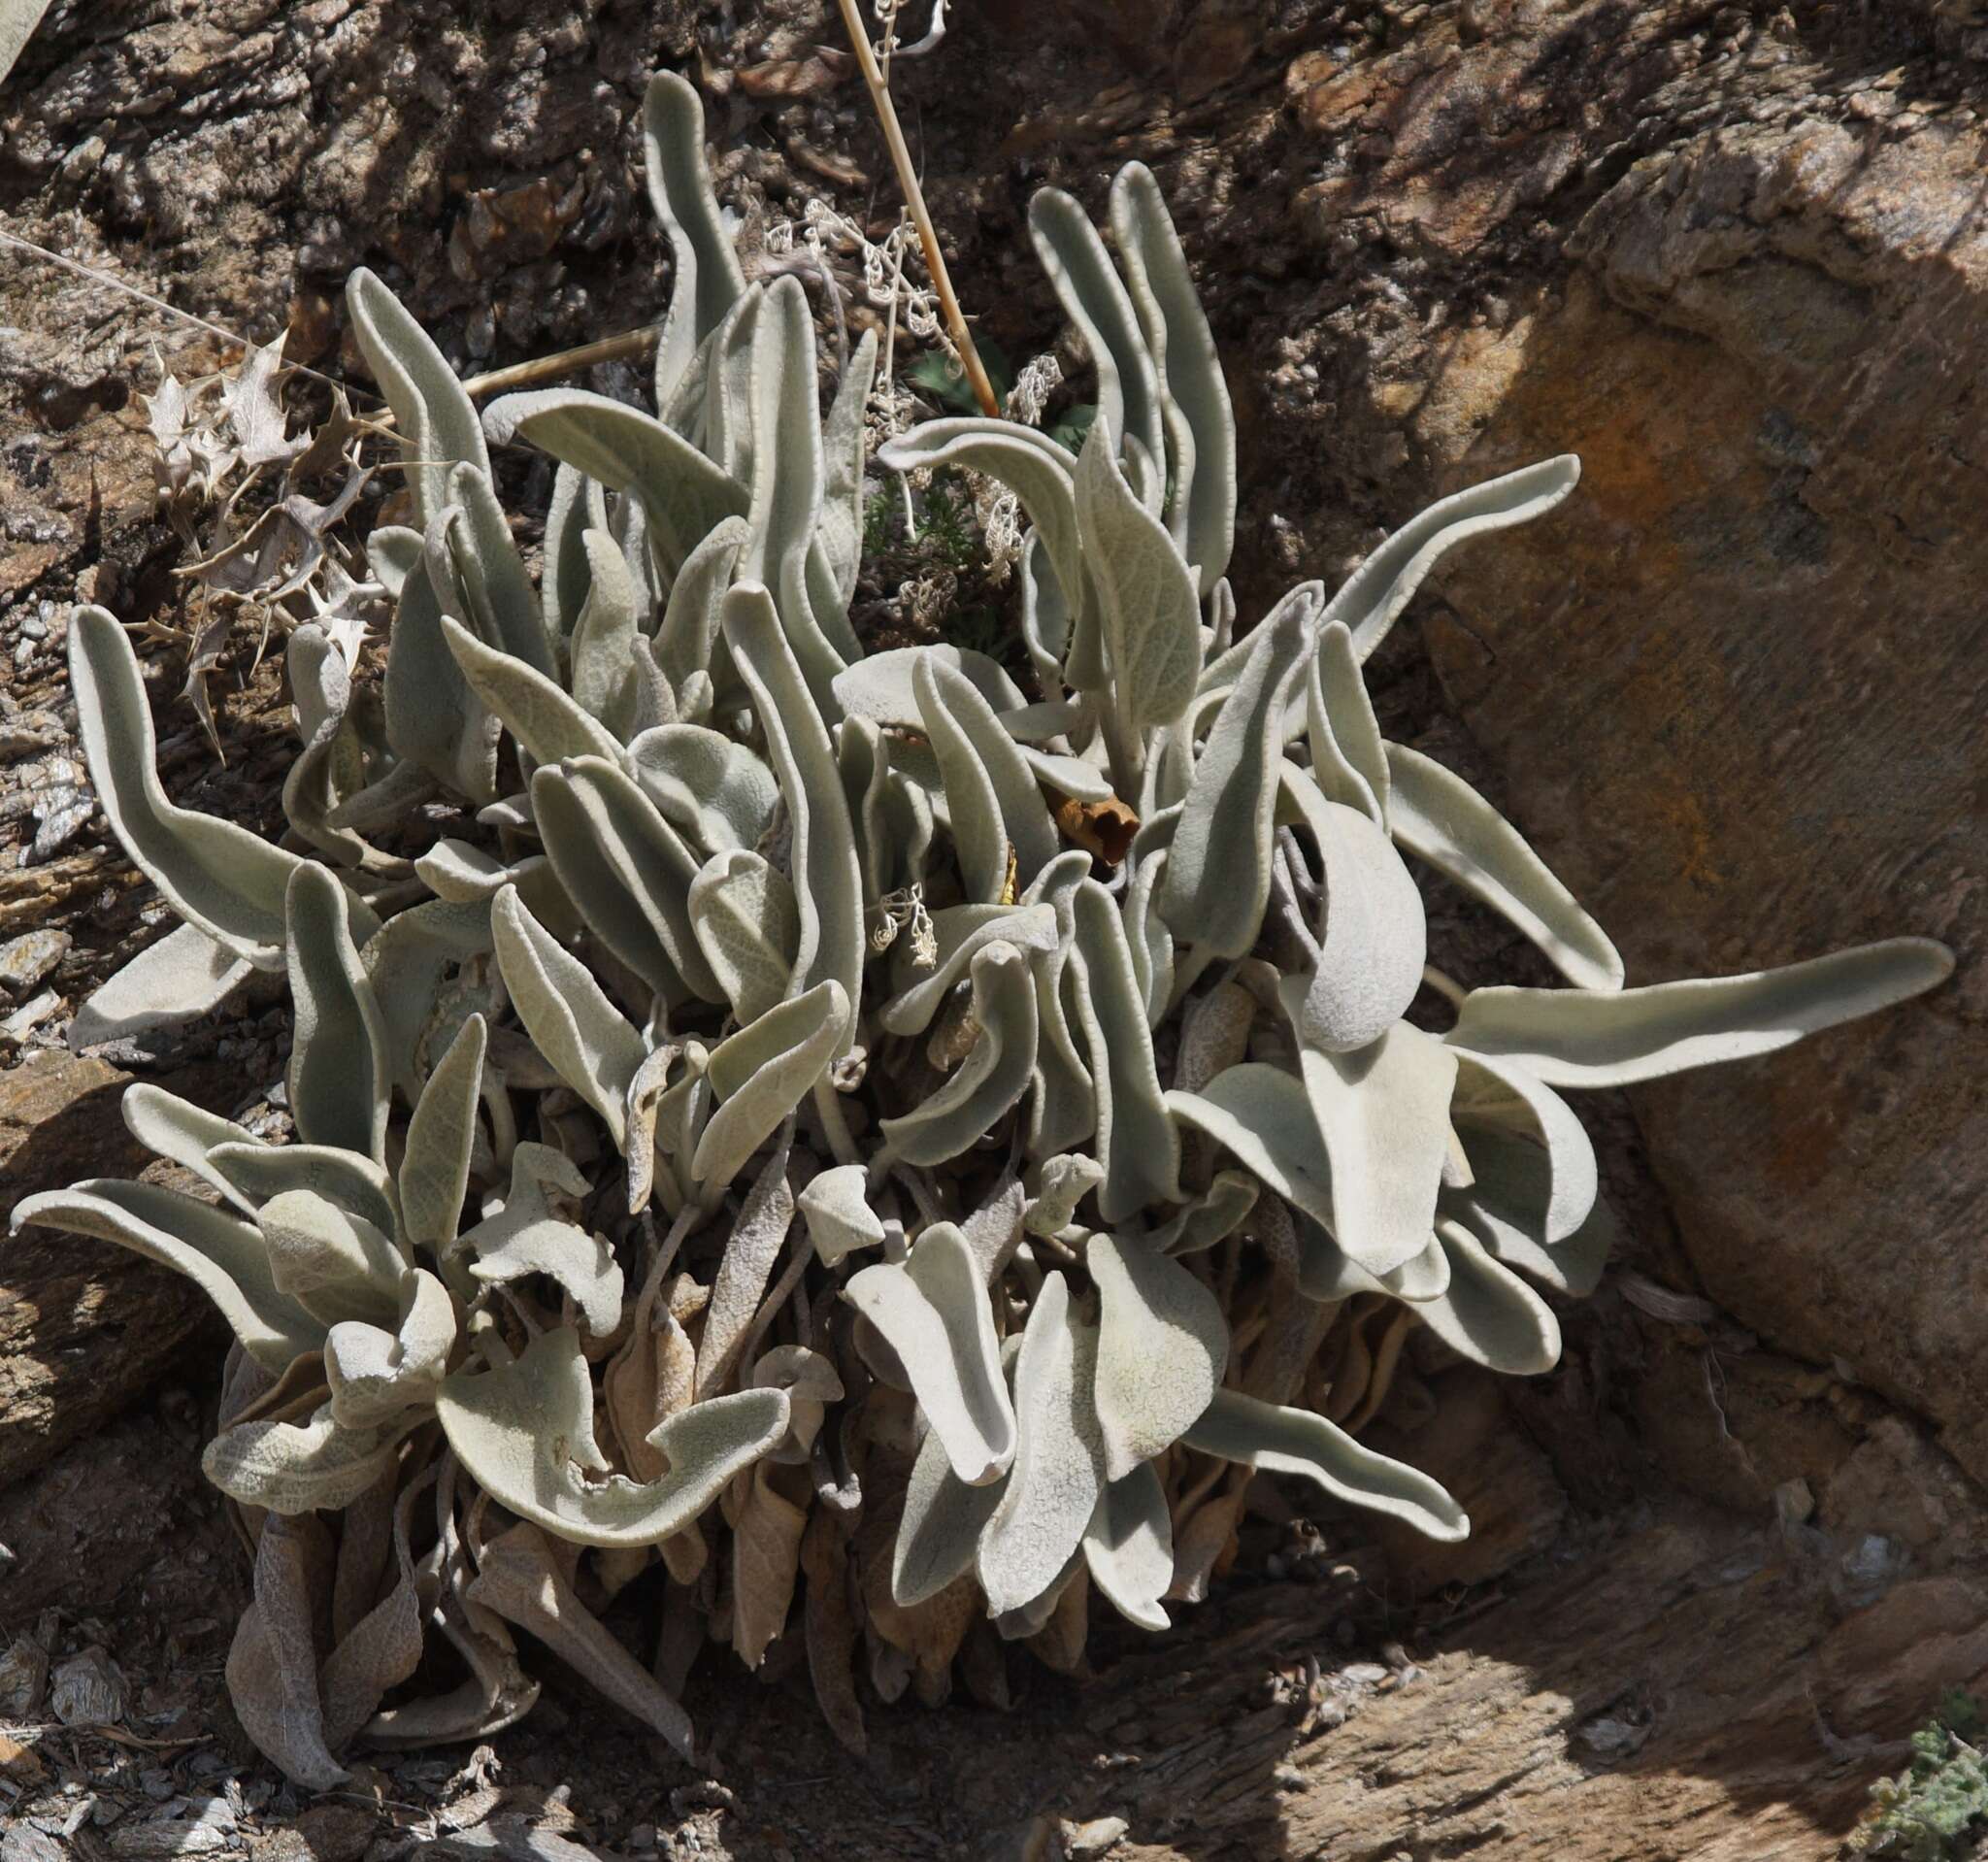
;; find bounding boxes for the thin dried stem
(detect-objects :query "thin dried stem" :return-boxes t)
[832,0,999,417]
[369,324,665,433]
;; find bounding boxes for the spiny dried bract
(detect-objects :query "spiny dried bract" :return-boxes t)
[17,73,1954,1780]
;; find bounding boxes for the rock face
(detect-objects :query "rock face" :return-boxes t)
[1290,14,1987,1482]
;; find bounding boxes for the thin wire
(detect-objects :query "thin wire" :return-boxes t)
[0,225,387,406]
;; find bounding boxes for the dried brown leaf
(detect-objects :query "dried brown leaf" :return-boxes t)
[801,1507,866,1755]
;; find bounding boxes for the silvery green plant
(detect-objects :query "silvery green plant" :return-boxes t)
[15,73,1953,1778]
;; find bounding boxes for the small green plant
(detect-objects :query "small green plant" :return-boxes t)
[13,72,1953,1784]
[1855,1693,1988,1860]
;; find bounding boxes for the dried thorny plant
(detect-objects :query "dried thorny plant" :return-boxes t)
[142,338,386,752]
[12,73,1955,1781]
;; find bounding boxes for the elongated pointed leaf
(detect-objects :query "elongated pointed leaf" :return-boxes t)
[693,980,849,1188]
[644,71,748,408]
[721,582,865,1036]
[446,462,557,678]
[1082,1462,1173,1632]
[1306,620,1388,824]
[915,654,1059,901]
[436,1325,786,1548]
[1074,416,1201,735]
[1420,1219,1562,1375]
[1328,456,1581,661]
[483,389,748,583]
[1183,1388,1468,1543]
[69,922,254,1049]
[1157,601,1309,958]
[1028,187,1164,478]
[819,328,879,605]
[11,1180,323,1372]
[532,755,720,1006]
[1072,881,1181,1221]
[977,1274,1107,1616]
[1088,1233,1226,1481]
[652,516,749,694]
[285,864,389,1162]
[69,606,301,965]
[1386,743,1622,991]
[440,615,624,770]
[387,514,498,803]
[348,268,489,525]
[892,1418,1006,1610]
[1109,162,1236,592]
[1446,938,1954,1087]
[694,1131,796,1399]
[568,527,641,735]
[1289,1011,1458,1277]
[119,1081,260,1215]
[491,884,645,1149]
[541,462,600,647]
[742,275,848,700]
[847,1225,1015,1486]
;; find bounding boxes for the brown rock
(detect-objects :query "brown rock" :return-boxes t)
[0,1051,219,1486]
[1365,1366,1568,1596]
[1417,111,1986,1480]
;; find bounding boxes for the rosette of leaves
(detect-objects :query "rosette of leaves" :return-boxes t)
[15,74,1954,1778]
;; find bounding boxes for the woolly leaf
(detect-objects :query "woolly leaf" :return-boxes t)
[1290,1011,1459,1278]
[846,1225,1015,1486]
[1088,1232,1226,1481]
[689,848,801,1028]
[531,756,720,1007]
[10,1180,323,1373]
[628,723,780,855]
[284,863,389,1162]
[491,884,645,1149]
[1158,599,1310,959]
[1328,456,1582,661]
[1082,1462,1174,1632]
[1074,416,1201,736]
[459,1144,624,1337]
[799,1163,885,1266]
[347,268,489,526]
[1446,940,1954,1087]
[436,1324,787,1548]
[1184,1388,1468,1543]
[644,71,748,410]
[721,582,865,1034]
[977,1273,1107,1616]
[1109,162,1236,592]
[69,606,301,965]
[69,922,254,1049]
[878,942,1040,1168]
[693,981,849,1189]
[1386,742,1622,991]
